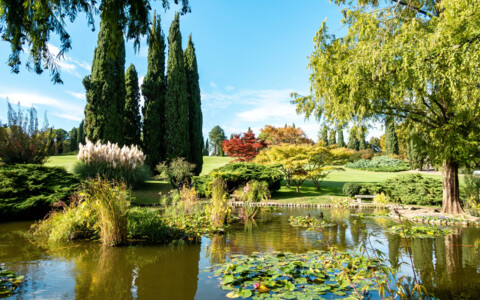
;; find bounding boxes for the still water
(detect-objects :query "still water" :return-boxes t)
[1,208,480,299]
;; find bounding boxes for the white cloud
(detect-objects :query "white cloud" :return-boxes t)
[225,85,235,91]
[66,91,85,100]
[0,91,85,124]
[47,43,91,77]
[210,81,217,88]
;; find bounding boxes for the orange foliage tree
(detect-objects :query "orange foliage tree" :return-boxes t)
[222,130,267,162]
[258,125,313,146]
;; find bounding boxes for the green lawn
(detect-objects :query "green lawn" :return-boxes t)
[45,155,443,205]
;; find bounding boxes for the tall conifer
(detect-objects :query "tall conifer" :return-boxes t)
[184,34,203,175]
[347,127,360,150]
[70,127,78,151]
[83,10,125,145]
[385,116,399,155]
[124,64,142,146]
[337,128,345,148]
[77,120,85,145]
[328,129,336,146]
[165,13,189,160]
[142,13,167,168]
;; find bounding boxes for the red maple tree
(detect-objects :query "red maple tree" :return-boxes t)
[222,130,267,162]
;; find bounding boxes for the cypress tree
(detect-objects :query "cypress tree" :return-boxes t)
[165,13,189,160]
[319,125,329,145]
[142,12,167,169]
[83,10,125,145]
[328,129,336,146]
[337,128,345,147]
[408,135,427,170]
[70,127,78,151]
[385,116,399,155]
[359,126,367,150]
[203,138,209,156]
[77,120,85,145]
[347,127,360,150]
[184,34,203,175]
[124,64,142,147]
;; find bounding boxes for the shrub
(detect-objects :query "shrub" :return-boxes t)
[383,174,443,206]
[156,157,195,189]
[74,139,149,188]
[345,156,410,172]
[209,162,283,193]
[233,180,271,203]
[0,103,53,165]
[0,164,80,221]
[193,175,212,198]
[342,182,362,197]
[127,207,173,243]
[462,173,480,216]
[373,193,390,205]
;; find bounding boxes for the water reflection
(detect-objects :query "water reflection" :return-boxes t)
[2,209,480,299]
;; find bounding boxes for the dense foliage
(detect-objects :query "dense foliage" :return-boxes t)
[385,117,399,156]
[256,144,352,192]
[208,126,227,156]
[0,0,190,83]
[345,156,410,172]
[0,103,52,165]
[184,35,204,175]
[83,14,125,145]
[343,174,443,206]
[124,64,142,147]
[74,139,149,187]
[142,13,167,169]
[462,173,480,216]
[196,163,283,196]
[222,130,267,162]
[0,165,79,221]
[337,128,345,148]
[293,0,480,213]
[156,157,196,189]
[259,125,313,145]
[165,13,190,160]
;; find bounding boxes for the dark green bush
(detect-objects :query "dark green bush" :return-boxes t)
[342,174,442,206]
[73,161,151,189]
[127,207,174,243]
[0,164,80,221]
[194,175,213,198]
[383,174,443,206]
[345,156,410,172]
[209,163,283,193]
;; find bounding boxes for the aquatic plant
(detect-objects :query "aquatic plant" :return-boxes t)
[387,224,453,238]
[288,216,334,229]
[373,193,390,205]
[330,197,350,208]
[156,157,196,189]
[210,250,390,299]
[208,178,230,228]
[0,267,23,296]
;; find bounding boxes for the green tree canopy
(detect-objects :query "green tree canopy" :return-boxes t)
[208,126,226,156]
[0,0,190,83]
[124,64,142,147]
[184,34,204,175]
[293,0,480,213]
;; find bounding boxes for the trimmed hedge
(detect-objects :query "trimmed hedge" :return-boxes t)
[194,163,283,197]
[342,173,443,206]
[0,164,80,221]
[345,156,410,172]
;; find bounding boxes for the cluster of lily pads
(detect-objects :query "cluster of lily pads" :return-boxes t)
[387,224,453,238]
[288,216,334,229]
[209,250,392,299]
[0,267,23,296]
[411,215,469,225]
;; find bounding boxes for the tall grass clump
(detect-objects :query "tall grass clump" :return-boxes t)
[32,178,130,246]
[89,178,130,246]
[234,180,270,220]
[208,178,229,228]
[74,139,150,188]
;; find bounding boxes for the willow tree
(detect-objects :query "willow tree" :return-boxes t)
[293,0,480,214]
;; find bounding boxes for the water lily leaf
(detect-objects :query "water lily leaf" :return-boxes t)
[238,288,253,298]
[223,275,236,284]
[226,291,240,298]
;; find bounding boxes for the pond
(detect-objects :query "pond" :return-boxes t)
[1,207,480,299]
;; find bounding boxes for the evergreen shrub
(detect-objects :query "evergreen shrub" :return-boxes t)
[0,164,79,221]
[345,156,410,172]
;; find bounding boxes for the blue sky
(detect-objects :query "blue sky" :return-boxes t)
[0,0,382,141]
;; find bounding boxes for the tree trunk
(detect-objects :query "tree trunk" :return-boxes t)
[441,160,464,214]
